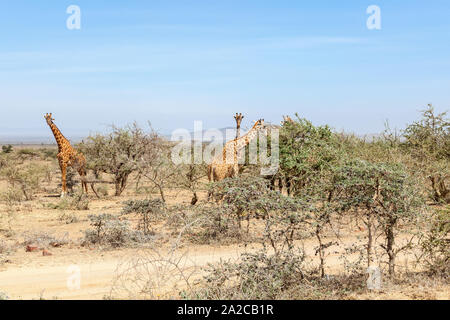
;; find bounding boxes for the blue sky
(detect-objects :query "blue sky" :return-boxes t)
[0,0,449,138]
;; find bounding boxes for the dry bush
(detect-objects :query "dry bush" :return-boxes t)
[121,199,165,235]
[15,148,40,160]
[0,187,23,206]
[39,148,58,160]
[402,104,449,203]
[137,139,178,203]
[417,206,450,275]
[83,213,155,248]
[48,193,89,210]
[0,162,45,201]
[177,162,207,205]
[22,231,70,248]
[186,249,307,300]
[168,204,245,245]
[57,211,79,224]
[1,145,13,154]
[109,248,198,299]
[96,185,109,197]
[78,123,161,196]
[332,160,425,276]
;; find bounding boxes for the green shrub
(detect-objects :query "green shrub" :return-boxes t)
[58,211,79,224]
[39,148,58,160]
[83,214,153,247]
[48,193,89,210]
[402,104,450,203]
[121,199,165,235]
[332,159,425,275]
[0,163,44,200]
[419,206,450,275]
[186,249,306,300]
[16,148,39,159]
[1,145,13,154]
[278,114,343,195]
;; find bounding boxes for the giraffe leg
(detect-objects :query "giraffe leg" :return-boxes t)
[233,164,239,177]
[78,168,88,194]
[61,164,67,197]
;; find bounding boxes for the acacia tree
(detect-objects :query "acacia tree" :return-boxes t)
[277,113,342,195]
[79,123,160,196]
[402,104,450,203]
[137,139,178,203]
[332,159,424,276]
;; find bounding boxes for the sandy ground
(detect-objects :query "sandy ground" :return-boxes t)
[0,245,250,300]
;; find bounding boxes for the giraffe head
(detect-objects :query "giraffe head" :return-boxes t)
[252,119,265,130]
[282,115,295,125]
[44,113,55,126]
[234,113,244,128]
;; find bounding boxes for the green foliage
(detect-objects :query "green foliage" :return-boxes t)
[402,104,450,203]
[419,206,450,275]
[209,176,306,232]
[121,199,165,234]
[58,211,79,224]
[83,213,154,247]
[172,205,243,244]
[1,145,13,154]
[209,176,270,214]
[332,159,424,274]
[48,193,89,210]
[278,114,343,194]
[39,148,58,160]
[0,187,23,206]
[0,163,44,200]
[16,148,39,159]
[78,123,161,196]
[403,104,449,161]
[190,250,306,300]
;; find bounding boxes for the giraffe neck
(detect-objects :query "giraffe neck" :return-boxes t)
[48,122,70,152]
[238,126,259,149]
[220,124,260,162]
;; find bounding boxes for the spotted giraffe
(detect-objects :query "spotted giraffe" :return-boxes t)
[207,119,265,182]
[233,112,244,174]
[44,113,88,197]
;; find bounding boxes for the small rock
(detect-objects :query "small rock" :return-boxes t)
[42,249,52,256]
[26,245,39,252]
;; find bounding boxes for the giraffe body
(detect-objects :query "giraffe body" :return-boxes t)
[207,119,265,183]
[44,113,88,197]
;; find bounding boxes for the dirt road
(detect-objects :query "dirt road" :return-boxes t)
[0,245,248,300]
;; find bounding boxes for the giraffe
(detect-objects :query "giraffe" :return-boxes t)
[207,119,265,183]
[234,113,244,139]
[44,113,88,197]
[282,115,295,124]
[233,113,244,175]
